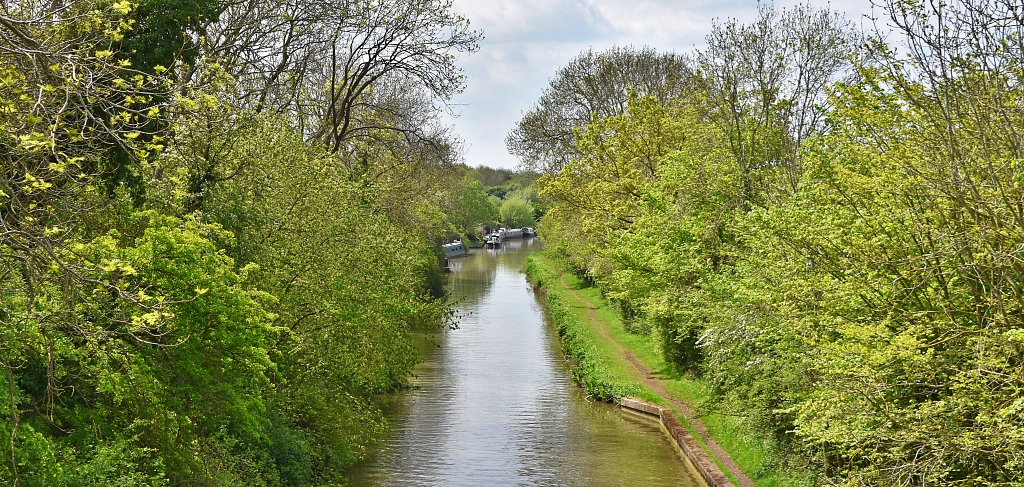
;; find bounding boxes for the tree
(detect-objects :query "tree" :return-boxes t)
[2,0,471,482]
[537,93,740,367]
[122,0,221,73]
[698,4,857,204]
[198,0,480,153]
[539,95,684,230]
[0,0,168,435]
[0,0,167,233]
[507,46,694,174]
[517,2,1024,484]
[738,1,1024,483]
[470,165,512,187]
[1,211,277,483]
[449,178,498,236]
[499,198,535,228]
[162,112,451,480]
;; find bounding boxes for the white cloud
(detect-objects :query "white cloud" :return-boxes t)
[454,0,613,44]
[589,0,747,46]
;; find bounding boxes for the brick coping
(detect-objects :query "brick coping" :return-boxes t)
[620,397,736,487]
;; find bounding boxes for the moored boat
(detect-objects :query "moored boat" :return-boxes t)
[485,233,502,248]
[443,240,466,257]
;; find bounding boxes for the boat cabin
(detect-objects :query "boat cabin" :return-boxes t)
[485,234,502,248]
[443,240,466,257]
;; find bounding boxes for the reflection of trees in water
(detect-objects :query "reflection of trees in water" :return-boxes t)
[445,251,497,309]
[353,235,696,486]
[445,238,540,311]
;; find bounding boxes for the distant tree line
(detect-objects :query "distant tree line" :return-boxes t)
[442,165,539,241]
[517,1,1024,485]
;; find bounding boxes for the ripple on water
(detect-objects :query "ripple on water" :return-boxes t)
[348,240,704,486]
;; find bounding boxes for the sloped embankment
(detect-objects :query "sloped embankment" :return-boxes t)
[526,253,781,487]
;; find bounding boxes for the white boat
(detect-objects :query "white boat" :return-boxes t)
[485,234,502,248]
[443,240,466,257]
[522,227,536,237]
[504,228,523,239]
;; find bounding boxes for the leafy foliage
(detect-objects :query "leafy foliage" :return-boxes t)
[508,46,694,174]
[523,2,1024,484]
[1,0,473,484]
[448,177,499,235]
[122,0,220,72]
[499,198,535,228]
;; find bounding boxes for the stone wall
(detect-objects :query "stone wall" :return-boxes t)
[619,397,735,487]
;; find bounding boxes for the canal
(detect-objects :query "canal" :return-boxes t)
[349,238,704,486]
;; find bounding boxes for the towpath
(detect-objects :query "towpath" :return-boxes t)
[558,274,757,487]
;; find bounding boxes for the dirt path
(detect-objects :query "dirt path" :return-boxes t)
[622,351,755,487]
[560,276,756,487]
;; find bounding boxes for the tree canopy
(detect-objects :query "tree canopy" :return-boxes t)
[1,0,476,484]
[519,1,1024,484]
[507,46,693,175]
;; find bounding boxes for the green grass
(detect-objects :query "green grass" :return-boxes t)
[525,252,807,487]
[525,255,640,401]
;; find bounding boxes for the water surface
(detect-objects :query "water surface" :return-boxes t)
[349,238,703,486]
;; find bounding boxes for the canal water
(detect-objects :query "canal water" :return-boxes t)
[348,238,703,486]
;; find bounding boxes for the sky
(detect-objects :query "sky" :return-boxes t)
[440,0,882,169]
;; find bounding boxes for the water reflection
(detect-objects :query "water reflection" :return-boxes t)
[348,237,702,486]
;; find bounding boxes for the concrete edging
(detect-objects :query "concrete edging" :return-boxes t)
[620,397,736,487]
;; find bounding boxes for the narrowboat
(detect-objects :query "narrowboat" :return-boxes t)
[443,240,466,257]
[485,234,502,248]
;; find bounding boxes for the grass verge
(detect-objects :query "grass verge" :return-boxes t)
[525,252,807,487]
[524,255,640,401]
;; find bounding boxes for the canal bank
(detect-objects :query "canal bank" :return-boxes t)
[524,253,803,487]
[349,238,705,486]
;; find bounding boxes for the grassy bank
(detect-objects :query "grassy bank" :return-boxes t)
[525,252,807,487]
[525,255,641,401]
